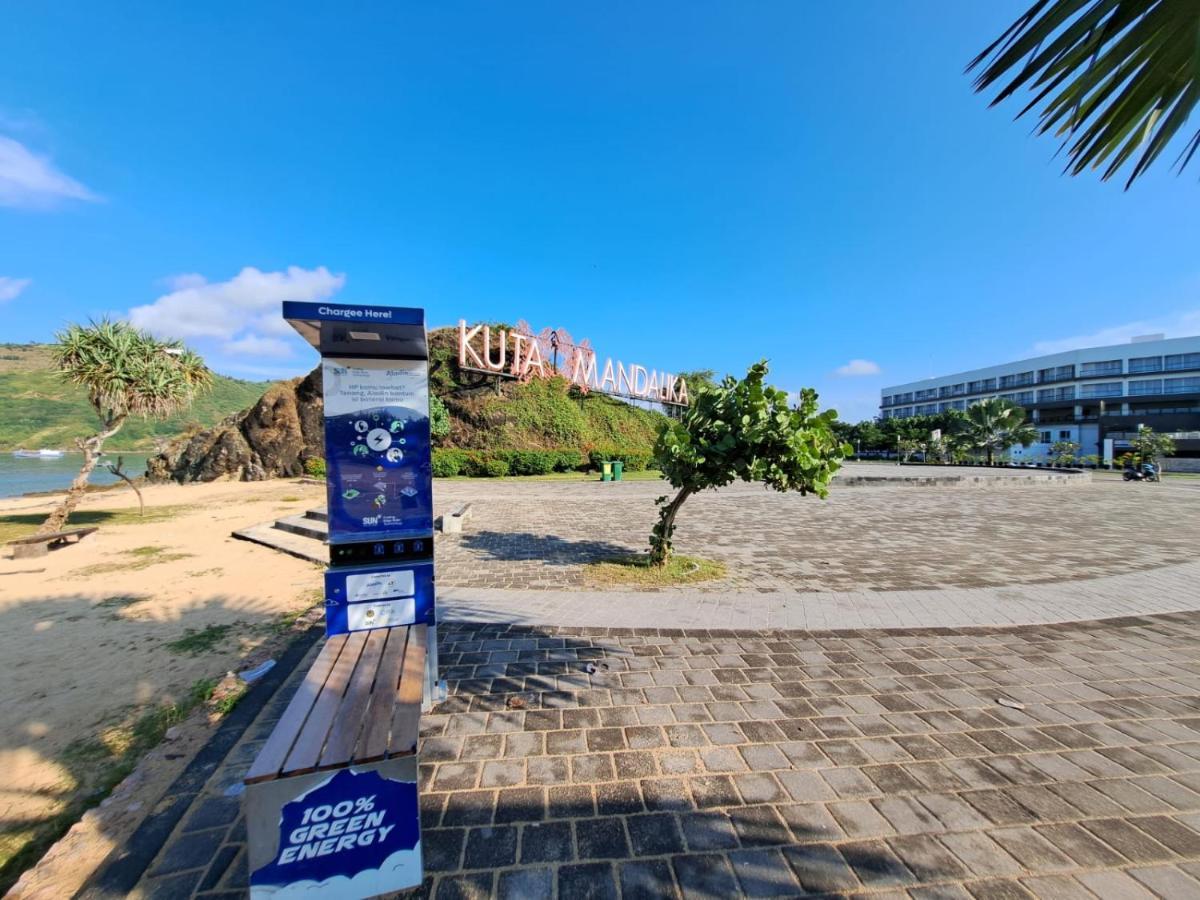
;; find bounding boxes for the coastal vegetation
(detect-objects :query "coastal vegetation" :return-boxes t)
[39,321,213,534]
[970,0,1200,189]
[0,343,268,452]
[648,361,849,565]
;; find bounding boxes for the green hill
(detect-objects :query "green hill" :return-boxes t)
[0,343,272,451]
[426,327,667,455]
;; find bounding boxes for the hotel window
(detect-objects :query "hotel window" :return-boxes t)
[952,383,966,395]
[1128,379,1162,396]
[1165,353,1200,371]
[898,392,913,403]
[1039,431,1051,443]
[1164,377,1200,395]
[938,386,952,399]
[1037,365,1075,383]
[967,378,997,393]
[1058,430,1071,440]
[1080,382,1122,398]
[1081,359,1122,376]
[1128,355,1163,374]
[1014,391,1034,404]
[914,389,938,401]
[1037,386,1074,402]
[999,371,1034,388]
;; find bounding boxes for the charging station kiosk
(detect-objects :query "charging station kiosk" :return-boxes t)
[243,302,438,899]
[282,300,440,703]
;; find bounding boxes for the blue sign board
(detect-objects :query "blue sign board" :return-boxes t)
[324,561,434,635]
[250,767,421,897]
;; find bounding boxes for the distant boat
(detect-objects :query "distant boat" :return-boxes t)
[12,449,66,459]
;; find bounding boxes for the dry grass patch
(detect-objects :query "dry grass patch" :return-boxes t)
[584,554,726,587]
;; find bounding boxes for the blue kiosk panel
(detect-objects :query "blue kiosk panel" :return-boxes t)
[323,357,433,545]
[323,561,434,635]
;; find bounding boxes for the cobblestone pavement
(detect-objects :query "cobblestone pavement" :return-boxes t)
[129,612,1200,899]
[437,558,1200,631]
[432,477,1200,593]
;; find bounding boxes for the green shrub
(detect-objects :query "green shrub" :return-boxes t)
[431,448,470,477]
[429,394,451,441]
[482,457,510,477]
[303,457,326,478]
[588,448,653,472]
[497,450,554,475]
[553,449,583,471]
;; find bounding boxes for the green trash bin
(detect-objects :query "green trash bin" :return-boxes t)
[601,461,613,482]
[612,460,624,481]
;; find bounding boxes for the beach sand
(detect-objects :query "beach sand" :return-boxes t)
[0,477,326,892]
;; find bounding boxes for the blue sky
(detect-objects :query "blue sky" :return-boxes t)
[1,2,1197,421]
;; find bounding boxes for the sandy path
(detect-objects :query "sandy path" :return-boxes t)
[0,479,324,852]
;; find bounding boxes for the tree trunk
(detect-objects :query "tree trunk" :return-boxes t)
[650,486,693,566]
[107,455,145,516]
[38,416,125,535]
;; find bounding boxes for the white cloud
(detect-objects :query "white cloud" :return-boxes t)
[130,265,345,339]
[1032,308,1200,355]
[0,135,97,208]
[0,276,31,303]
[834,358,882,377]
[223,334,294,358]
[128,265,346,360]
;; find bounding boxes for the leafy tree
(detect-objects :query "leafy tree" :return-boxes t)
[40,321,212,534]
[896,437,921,463]
[429,394,451,442]
[1050,439,1081,466]
[1129,424,1176,470]
[956,397,1038,465]
[969,0,1200,189]
[648,361,849,565]
[848,419,886,452]
[676,369,718,392]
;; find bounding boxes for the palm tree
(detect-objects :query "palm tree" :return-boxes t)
[39,320,212,535]
[969,0,1200,188]
[957,398,1039,466]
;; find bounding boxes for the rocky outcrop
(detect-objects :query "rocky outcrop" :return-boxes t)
[146,368,324,483]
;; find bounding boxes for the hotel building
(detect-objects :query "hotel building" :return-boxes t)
[879,334,1200,466]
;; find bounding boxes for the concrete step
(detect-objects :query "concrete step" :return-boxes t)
[305,508,328,522]
[232,523,326,565]
[275,514,328,541]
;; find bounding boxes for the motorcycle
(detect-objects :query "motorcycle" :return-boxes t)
[1123,462,1160,483]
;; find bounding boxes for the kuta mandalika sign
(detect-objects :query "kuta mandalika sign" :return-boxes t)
[457,319,690,406]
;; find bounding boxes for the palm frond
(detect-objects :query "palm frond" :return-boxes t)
[969,0,1200,188]
[53,319,215,423]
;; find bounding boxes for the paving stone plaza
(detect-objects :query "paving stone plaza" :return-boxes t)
[113,472,1200,898]
[432,469,1199,593]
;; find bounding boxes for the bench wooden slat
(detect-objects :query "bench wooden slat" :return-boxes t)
[357,628,410,763]
[7,526,98,546]
[283,630,368,776]
[388,624,427,758]
[245,633,349,784]
[317,628,388,769]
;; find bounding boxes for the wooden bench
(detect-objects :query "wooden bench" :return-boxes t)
[7,526,98,559]
[243,625,427,897]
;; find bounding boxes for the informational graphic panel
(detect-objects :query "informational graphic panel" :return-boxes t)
[323,357,433,545]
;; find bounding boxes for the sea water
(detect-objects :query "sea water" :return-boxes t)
[0,453,150,499]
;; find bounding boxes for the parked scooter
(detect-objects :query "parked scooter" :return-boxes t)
[1123,462,1160,483]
